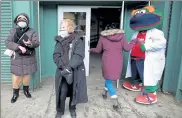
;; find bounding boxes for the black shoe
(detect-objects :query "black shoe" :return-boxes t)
[55,112,63,118]
[11,88,19,103]
[70,110,76,118]
[23,86,32,98]
[102,89,108,99]
[112,98,119,110]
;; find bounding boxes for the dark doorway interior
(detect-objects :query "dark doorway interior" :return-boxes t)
[90,8,121,48]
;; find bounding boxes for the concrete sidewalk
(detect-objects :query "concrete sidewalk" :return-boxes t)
[1,54,182,118]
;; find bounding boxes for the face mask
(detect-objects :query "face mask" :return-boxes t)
[59,30,69,38]
[17,21,27,28]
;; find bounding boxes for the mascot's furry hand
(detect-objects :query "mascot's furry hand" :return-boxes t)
[140,44,146,52]
[61,66,73,85]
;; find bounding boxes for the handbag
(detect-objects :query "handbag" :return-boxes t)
[4,49,14,57]
[4,49,16,59]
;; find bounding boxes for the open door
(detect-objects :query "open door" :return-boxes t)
[58,6,91,76]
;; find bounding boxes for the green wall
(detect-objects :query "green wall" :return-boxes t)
[1,1,13,83]
[40,4,57,78]
[162,2,182,100]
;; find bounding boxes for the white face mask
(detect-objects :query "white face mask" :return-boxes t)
[59,30,69,38]
[17,21,27,28]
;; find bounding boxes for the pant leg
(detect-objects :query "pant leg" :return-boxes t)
[69,84,76,112]
[131,59,140,85]
[59,79,69,114]
[144,83,159,93]
[12,74,22,89]
[105,79,116,96]
[136,59,144,83]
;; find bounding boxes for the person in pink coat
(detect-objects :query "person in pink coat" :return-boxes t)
[90,24,136,109]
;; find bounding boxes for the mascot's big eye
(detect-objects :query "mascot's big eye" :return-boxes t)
[134,11,140,15]
[139,10,146,14]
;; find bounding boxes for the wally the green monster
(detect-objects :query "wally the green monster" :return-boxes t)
[123,6,166,104]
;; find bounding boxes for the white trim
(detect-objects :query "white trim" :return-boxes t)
[37,1,42,83]
[148,1,151,6]
[120,1,125,29]
[117,1,125,89]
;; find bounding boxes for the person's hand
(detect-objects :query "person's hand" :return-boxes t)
[23,39,32,46]
[18,46,26,54]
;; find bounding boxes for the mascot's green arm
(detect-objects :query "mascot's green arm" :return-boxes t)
[140,44,146,52]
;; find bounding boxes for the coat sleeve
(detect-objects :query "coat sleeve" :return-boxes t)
[27,30,40,48]
[69,39,85,69]
[53,42,66,69]
[122,36,136,52]
[143,30,166,52]
[90,37,103,53]
[5,30,20,51]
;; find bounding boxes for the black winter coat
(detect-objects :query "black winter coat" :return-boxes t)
[53,33,88,109]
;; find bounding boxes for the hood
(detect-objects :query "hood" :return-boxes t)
[13,13,30,25]
[100,29,125,42]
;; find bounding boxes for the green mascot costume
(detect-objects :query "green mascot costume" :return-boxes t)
[123,6,166,104]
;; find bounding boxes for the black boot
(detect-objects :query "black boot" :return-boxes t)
[23,86,32,98]
[11,88,19,103]
[70,110,76,118]
[55,112,63,118]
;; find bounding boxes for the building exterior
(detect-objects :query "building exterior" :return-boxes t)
[1,1,182,100]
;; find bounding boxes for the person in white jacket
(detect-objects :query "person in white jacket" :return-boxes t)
[122,6,166,105]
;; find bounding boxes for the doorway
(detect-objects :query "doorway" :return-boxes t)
[57,6,123,77]
[89,8,122,76]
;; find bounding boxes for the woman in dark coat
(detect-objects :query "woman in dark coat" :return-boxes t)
[53,19,88,118]
[5,13,40,103]
[90,24,136,109]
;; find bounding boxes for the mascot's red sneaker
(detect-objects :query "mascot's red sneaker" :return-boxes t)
[123,81,142,92]
[135,92,157,105]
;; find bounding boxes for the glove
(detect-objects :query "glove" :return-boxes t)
[61,67,73,85]
[140,44,146,52]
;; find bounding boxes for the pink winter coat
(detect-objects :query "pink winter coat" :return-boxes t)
[90,29,136,80]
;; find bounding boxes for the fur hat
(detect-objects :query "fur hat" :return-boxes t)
[13,13,29,25]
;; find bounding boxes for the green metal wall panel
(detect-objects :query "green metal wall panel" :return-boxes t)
[39,4,57,78]
[1,1,13,83]
[29,1,41,89]
[162,2,182,94]
[161,1,182,100]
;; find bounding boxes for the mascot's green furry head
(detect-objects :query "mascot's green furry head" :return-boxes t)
[130,6,163,31]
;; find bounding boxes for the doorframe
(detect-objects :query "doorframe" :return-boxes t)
[57,6,91,76]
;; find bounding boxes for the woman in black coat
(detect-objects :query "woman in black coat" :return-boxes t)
[53,19,88,118]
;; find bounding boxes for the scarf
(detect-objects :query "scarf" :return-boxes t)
[14,27,29,43]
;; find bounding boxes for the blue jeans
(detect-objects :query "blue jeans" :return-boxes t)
[131,59,144,85]
[105,79,116,96]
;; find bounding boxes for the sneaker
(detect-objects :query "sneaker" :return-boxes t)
[136,92,157,105]
[123,81,142,92]
[111,95,118,99]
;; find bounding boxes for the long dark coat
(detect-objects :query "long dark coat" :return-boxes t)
[53,33,88,110]
[5,27,39,76]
